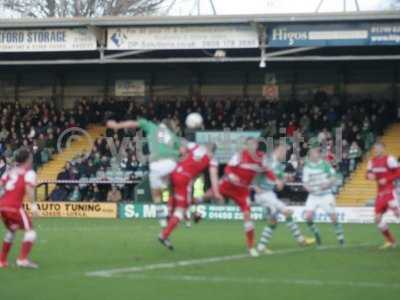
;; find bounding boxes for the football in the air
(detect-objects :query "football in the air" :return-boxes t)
[185,112,203,129]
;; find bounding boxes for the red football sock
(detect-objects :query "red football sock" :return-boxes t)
[0,242,12,262]
[167,196,174,217]
[382,229,396,244]
[18,241,33,261]
[245,229,255,249]
[161,216,180,240]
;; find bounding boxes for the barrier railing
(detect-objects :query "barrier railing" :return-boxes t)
[35,179,141,202]
[33,179,380,207]
[35,179,310,202]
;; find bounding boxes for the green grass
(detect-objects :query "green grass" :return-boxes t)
[1,218,400,300]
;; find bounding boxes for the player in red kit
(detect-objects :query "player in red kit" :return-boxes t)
[0,147,39,268]
[158,142,222,250]
[366,142,400,249]
[218,138,282,257]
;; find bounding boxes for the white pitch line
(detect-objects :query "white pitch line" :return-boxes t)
[38,226,161,232]
[118,274,400,289]
[86,253,248,278]
[86,243,373,278]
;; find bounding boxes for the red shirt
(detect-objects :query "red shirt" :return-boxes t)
[325,150,335,164]
[0,167,37,209]
[224,150,276,187]
[367,155,400,195]
[174,143,217,179]
[287,123,297,137]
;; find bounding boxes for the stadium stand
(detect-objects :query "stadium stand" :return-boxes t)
[1,12,400,205]
[36,125,106,201]
[337,122,400,205]
[22,95,395,203]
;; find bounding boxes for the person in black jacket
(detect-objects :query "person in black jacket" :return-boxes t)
[0,156,7,178]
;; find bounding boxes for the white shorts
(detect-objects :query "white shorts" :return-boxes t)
[255,191,287,216]
[305,193,336,215]
[149,159,177,189]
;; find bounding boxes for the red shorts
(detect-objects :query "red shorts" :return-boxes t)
[219,179,250,213]
[375,190,398,214]
[0,207,32,231]
[169,173,192,211]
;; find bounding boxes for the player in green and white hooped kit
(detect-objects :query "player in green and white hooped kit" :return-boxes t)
[302,144,344,246]
[255,144,315,254]
[107,118,183,228]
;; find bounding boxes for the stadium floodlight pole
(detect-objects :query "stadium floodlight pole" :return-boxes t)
[315,0,360,13]
[164,0,216,16]
[355,0,360,11]
[165,0,178,15]
[197,0,201,15]
[209,0,217,15]
[315,0,325,12]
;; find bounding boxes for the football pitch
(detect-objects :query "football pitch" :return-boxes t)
[1,218,400,300]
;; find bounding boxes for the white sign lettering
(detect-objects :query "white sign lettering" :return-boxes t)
[107,25,259,50]
[0,28,97,52]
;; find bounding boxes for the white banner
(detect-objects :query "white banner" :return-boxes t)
[0,28,97,52]
[287,206,399,224]
[115,80,145,96]
[107,25,259,50]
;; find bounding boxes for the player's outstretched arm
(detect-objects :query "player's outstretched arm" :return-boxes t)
[366,160,376,181]
[23,170,39,217]
[263,168,284,191]
[25,184,39,217]
[106,120,139,130]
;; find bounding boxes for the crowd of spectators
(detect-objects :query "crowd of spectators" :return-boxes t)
[0,99,94,172]
[105,95,396,181]
[1,94,397,202]
[49,137,147,202]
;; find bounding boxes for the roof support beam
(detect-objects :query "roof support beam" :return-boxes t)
[2,54,400,65]
[265,47,320,57]
[103,50,154,60]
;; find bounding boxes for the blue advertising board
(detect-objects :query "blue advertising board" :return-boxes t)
[267,22,400,47]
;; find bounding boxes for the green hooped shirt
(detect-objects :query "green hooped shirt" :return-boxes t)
[302,159,336,196]
[138,118,181,162]
[255,156,285,192]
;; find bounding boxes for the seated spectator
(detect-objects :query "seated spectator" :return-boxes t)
[348,141,362,172]
[0,156,7,177]
[286,121,297,137]
[68,186,81,202]
[50,162,74,201]
[0,141,5,156]
[107,185,122,202]
[84,184,103,202]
